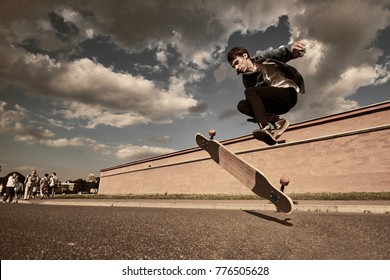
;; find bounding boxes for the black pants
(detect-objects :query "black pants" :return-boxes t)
[238,86,298,127]
[3,187,15,203]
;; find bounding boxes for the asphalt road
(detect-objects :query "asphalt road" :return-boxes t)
[0,203,389,260]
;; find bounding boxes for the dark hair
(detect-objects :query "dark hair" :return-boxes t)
[227,46,250,64]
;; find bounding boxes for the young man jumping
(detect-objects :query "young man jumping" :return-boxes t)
[227,40,306,141]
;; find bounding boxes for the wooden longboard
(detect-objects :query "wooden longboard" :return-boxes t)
[196,133,293,214]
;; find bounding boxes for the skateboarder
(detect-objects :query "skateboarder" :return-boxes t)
[227,40,306,140]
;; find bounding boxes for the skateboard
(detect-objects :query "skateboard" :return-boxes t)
[252,129,286,146]
[196,130,294,214]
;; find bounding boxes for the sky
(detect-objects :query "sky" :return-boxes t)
[0,0,389,181]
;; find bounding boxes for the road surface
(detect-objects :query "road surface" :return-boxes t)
[0,203,389,259]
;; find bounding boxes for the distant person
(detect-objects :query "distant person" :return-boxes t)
[3,173,17,203]
[227,40,306,141]
[49,172,58,198]
[24,170,39,200]
[39,173,50,199]
[14,180,23,203]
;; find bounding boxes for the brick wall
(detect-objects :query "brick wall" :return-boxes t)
[99,102,390,195]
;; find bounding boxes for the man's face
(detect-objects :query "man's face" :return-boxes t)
[231,53,252,74]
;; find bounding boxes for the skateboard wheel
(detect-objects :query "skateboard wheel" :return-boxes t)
[208,129,216,137]
[280,176,290,186]
[270,191,280,202]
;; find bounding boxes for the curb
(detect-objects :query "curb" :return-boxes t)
[15,199,390,214]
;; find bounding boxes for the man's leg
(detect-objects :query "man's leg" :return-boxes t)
[244,87,297,127]
[24,186,30,200]
[238,99,279,126]
[244,87,270,128]
[9,188,14,203]
[40,186,44,199]
[237,99,254,118]
[3,187,10,202]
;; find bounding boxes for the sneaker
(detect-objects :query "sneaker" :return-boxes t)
[266,114,281,127]
[253,127,277,145]
[273,119,290,139]
[257,122,272,131]
[248,115,279,126]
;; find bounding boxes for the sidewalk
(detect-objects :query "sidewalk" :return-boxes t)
[16,198,390,214]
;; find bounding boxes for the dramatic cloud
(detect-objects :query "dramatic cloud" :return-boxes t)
[0,49,198,124]
[0,0,389,178]
[0,101,54,144]
[0,101,25,132]
[218,108,239,120]
[286,0,390,120]
[115,144,176,160]
[39,136,95,148]
[147,135,172,144]
[1,0,389,125]
[53,101,152,129]
[0,100,110,155]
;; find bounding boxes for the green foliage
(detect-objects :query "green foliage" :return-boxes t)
[69,178,100,194]
[289,192,390,200]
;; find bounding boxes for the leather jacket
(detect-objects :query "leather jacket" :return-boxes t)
[242,44,305,94]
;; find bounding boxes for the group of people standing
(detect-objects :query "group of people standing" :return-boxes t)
[2,170,59,203]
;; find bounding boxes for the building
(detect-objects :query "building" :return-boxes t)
[99,101,390,195]
[59,182,75,193]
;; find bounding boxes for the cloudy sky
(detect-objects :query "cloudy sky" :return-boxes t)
[1,0,389,181]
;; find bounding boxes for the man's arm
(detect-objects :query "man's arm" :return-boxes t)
[290,40,306,59]
[254,40,306,63]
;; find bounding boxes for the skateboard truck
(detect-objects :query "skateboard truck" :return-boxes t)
[279,176,298,205]
[198,129,216,150]
[280,176,290,193]
[270,190,280,203]
[270,176,290,206]
[273,176,290,211]
[208,129,216,140]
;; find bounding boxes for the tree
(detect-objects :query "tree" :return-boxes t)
[0,172,25,194]
[72,178,88,194]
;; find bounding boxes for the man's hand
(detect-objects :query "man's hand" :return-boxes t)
[291,40,307,59]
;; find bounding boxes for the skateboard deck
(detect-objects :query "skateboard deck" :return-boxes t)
[253,129,285,145]
[196,133,293,214]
